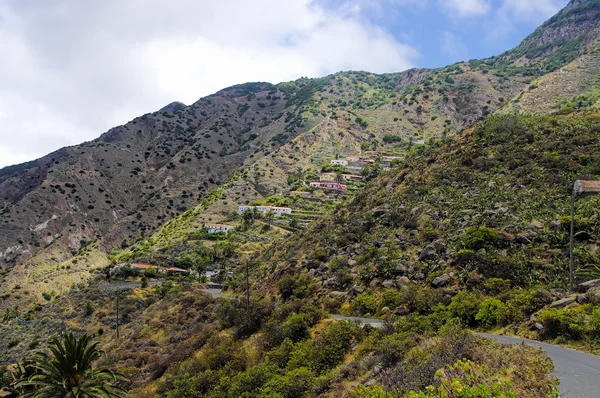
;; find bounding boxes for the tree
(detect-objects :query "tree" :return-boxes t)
[263,210,275,225]
[16,333,126,398]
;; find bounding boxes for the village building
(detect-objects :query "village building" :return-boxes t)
[111,263,189,275]
[310,181,347,191]
[319,173,362,182]
[204,223,236,234]
[237,205,293,216]
[330,159,348,166]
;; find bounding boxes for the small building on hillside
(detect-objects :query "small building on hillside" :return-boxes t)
[310,181,347,191]
[237,205,293,216]
[204,223,236,234]
[319,173,362,182]
[111,263,189,276]
[331,159,348,166]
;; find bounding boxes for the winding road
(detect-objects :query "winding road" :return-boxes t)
[198,288,600,396]
[478,333,600,398]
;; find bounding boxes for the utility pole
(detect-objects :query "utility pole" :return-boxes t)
[116,294,120,340]
[245,259,250,311]
[570,191,575,291]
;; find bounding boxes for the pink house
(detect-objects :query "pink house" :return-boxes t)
[310,182,347,191]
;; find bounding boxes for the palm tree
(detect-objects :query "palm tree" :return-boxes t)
[17,333,126,398]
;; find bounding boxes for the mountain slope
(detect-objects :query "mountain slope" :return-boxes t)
[1,0,599,306]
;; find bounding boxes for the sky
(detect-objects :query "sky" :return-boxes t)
[0,0,569,168]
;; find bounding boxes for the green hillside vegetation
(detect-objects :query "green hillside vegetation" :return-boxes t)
[256,113,600,348]
[4,1,600,397]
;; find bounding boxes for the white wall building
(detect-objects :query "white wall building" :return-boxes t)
[331,159,348,166]
[237,205,292,216]
[205,223,236,234]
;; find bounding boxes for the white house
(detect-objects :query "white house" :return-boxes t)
[237,205,292,217]
[205,223,236,234]
[331,159,348,166]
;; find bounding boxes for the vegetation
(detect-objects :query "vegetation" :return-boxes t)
[1,333,125,397]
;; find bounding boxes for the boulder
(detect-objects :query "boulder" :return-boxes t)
[433,239,446,252]
[576,295,586,304]
[369,278,382,288]
[347,259,357,267]
[371,207,389,217]
[394,306,410,316]
[549,288,564,299]
[524,230,539,239]
[432,274,451,288]
[382,280,395,289]
[329,291,347,299]
[396,276,410,287]
[318,263,329,272]
[530,220,543,229]
[549,221,561,231]
[574,231,593,241]
[530,322,545,332]
[395,264,409,275]
[549,296,577,308]
[419,244,438,261]
[323,277,339,289]
[413,272,425,281]
[351,284,365,295]
[580,279,600,290]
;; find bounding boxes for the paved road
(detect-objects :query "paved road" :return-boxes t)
[98,280,164,290]
[331,314,384,327]
[202,288,225,298]
[202,290,600,396]
[478,333,600,398]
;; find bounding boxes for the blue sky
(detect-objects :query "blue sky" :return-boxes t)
[0,0,570,167]
[318,0,570,68]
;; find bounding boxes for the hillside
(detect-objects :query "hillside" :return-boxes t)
[2,1,599,307]
[2,1,600,397]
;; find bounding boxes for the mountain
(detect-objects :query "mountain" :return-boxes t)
[2,0,599,307]
[1,1,599,396]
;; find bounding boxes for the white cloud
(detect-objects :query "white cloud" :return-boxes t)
[490,0,569,37]
[441,31,468,61]
[440,0,491,17]
[500,0,567,22]
[0,0,419,168]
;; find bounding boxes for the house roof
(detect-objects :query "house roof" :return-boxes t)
[205,223,234,228]
[574,180,600,196]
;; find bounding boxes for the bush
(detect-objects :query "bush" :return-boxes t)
[476,298,504,328]
[447,291,481,326]
[380,289,402,309]
[260,367,315,397]
[351,293,378,315]
[461,227,498,250]
[281,314,311,342]
[276,273,315,301]
[536,307,586,340]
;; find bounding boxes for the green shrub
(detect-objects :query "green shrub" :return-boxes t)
[380,289,402,309]
[281,314,311,342]
[448,291,481,326]
[476,298,504,328]
[260,367,315,397]
[276,273,315,301]
[536,308,586,339]
[351,293,378,315]
[461,227,498,250]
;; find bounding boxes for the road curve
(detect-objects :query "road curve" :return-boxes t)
[202,290,600,397]
[478,333,600,398]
